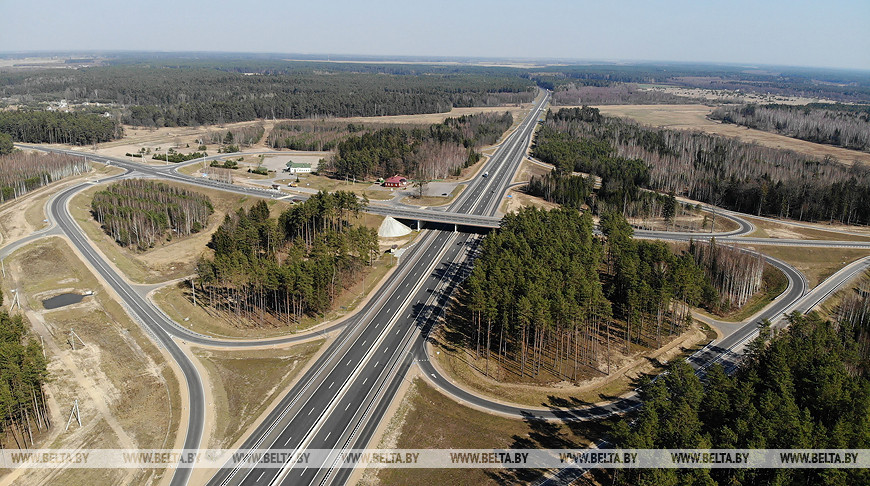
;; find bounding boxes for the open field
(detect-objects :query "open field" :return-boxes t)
[365,374,611,486]
[193,341,325,449]
[69,179,295,284]
[1,237,180,486]
[740,245,870,289]
[743,216,870,241]
[429,318,712,409]
[586,104,870,167]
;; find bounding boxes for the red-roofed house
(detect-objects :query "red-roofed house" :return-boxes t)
[383,175,408,187]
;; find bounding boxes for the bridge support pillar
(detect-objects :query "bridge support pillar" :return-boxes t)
[454,224,457,233]
[417,220,420,231]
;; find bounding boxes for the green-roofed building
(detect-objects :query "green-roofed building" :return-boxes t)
[285,162,312,174]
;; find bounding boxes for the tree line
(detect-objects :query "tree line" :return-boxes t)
[456,208,728,383]
[0,151,90,204]
[609,312,870,485]
[195,192,379,327]
[536,107,870,225]
[204,124,265,148]
[326,112,513,180]
[0,310,50,449]
[0,65,534,127]
[711,103,870,152]
[91,180,213,251]
[0,110,121,145]
[268,122,372,151]
[551,82,693,105]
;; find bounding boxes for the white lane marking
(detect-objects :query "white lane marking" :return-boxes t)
[257,471,265,482]
[374,361,379,367]
[325,431,331,441]
[329,381,334,389]
[346,402,351,411]
[363,377,368,385]
[284,436,293,446]
[308,408,313,416]
[346,359,352,366]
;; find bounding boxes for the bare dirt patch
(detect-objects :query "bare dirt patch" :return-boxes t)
[1,237,181,486]
[590,104,870,167]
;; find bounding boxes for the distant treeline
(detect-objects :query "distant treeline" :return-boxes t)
[711,103,870,152]
[0,65,534,127]
[268,122,377,152]
[609,312,870,486]
[534,107,870,225]
[0,151,90,203]
[551,82,693,105]
[91,180,213,251]
[0,310,50,449]
[526,63,870,103]
[196,193,379,325]
[326,112,513,180]
[0,110,121,145]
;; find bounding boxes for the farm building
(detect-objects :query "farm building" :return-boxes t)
[384,175,408,187]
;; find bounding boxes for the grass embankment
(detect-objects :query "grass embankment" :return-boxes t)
[369,377,611,486]
[193,341,324,448]
[744,216,870,242]
[4,237,180,485]
[747,245,870,289]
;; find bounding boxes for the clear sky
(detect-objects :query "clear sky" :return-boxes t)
[2,0,868,70]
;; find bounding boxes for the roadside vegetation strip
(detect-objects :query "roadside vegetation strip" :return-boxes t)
[0,151,91,204]
[742,245,870,289]
[369,377,610,486]
[193,340,325,449]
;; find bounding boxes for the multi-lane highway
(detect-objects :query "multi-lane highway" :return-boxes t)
[6,86,870,486]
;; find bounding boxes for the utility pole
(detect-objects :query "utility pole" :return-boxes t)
[191,278,196,307]
[68,328,85,351]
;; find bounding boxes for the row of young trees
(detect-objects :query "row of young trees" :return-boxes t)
[195,193,379,326]
[204,124,265,147]
[536,107,870,225]
[0,151,90,203]
[0,110,121,145]
[91,180,214,251]
[711,103,870,152]
[0,311,50,449]
[688,240,765,310]
[326,112,513,180]
[609,312,870,485]
[458,208,722,382]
